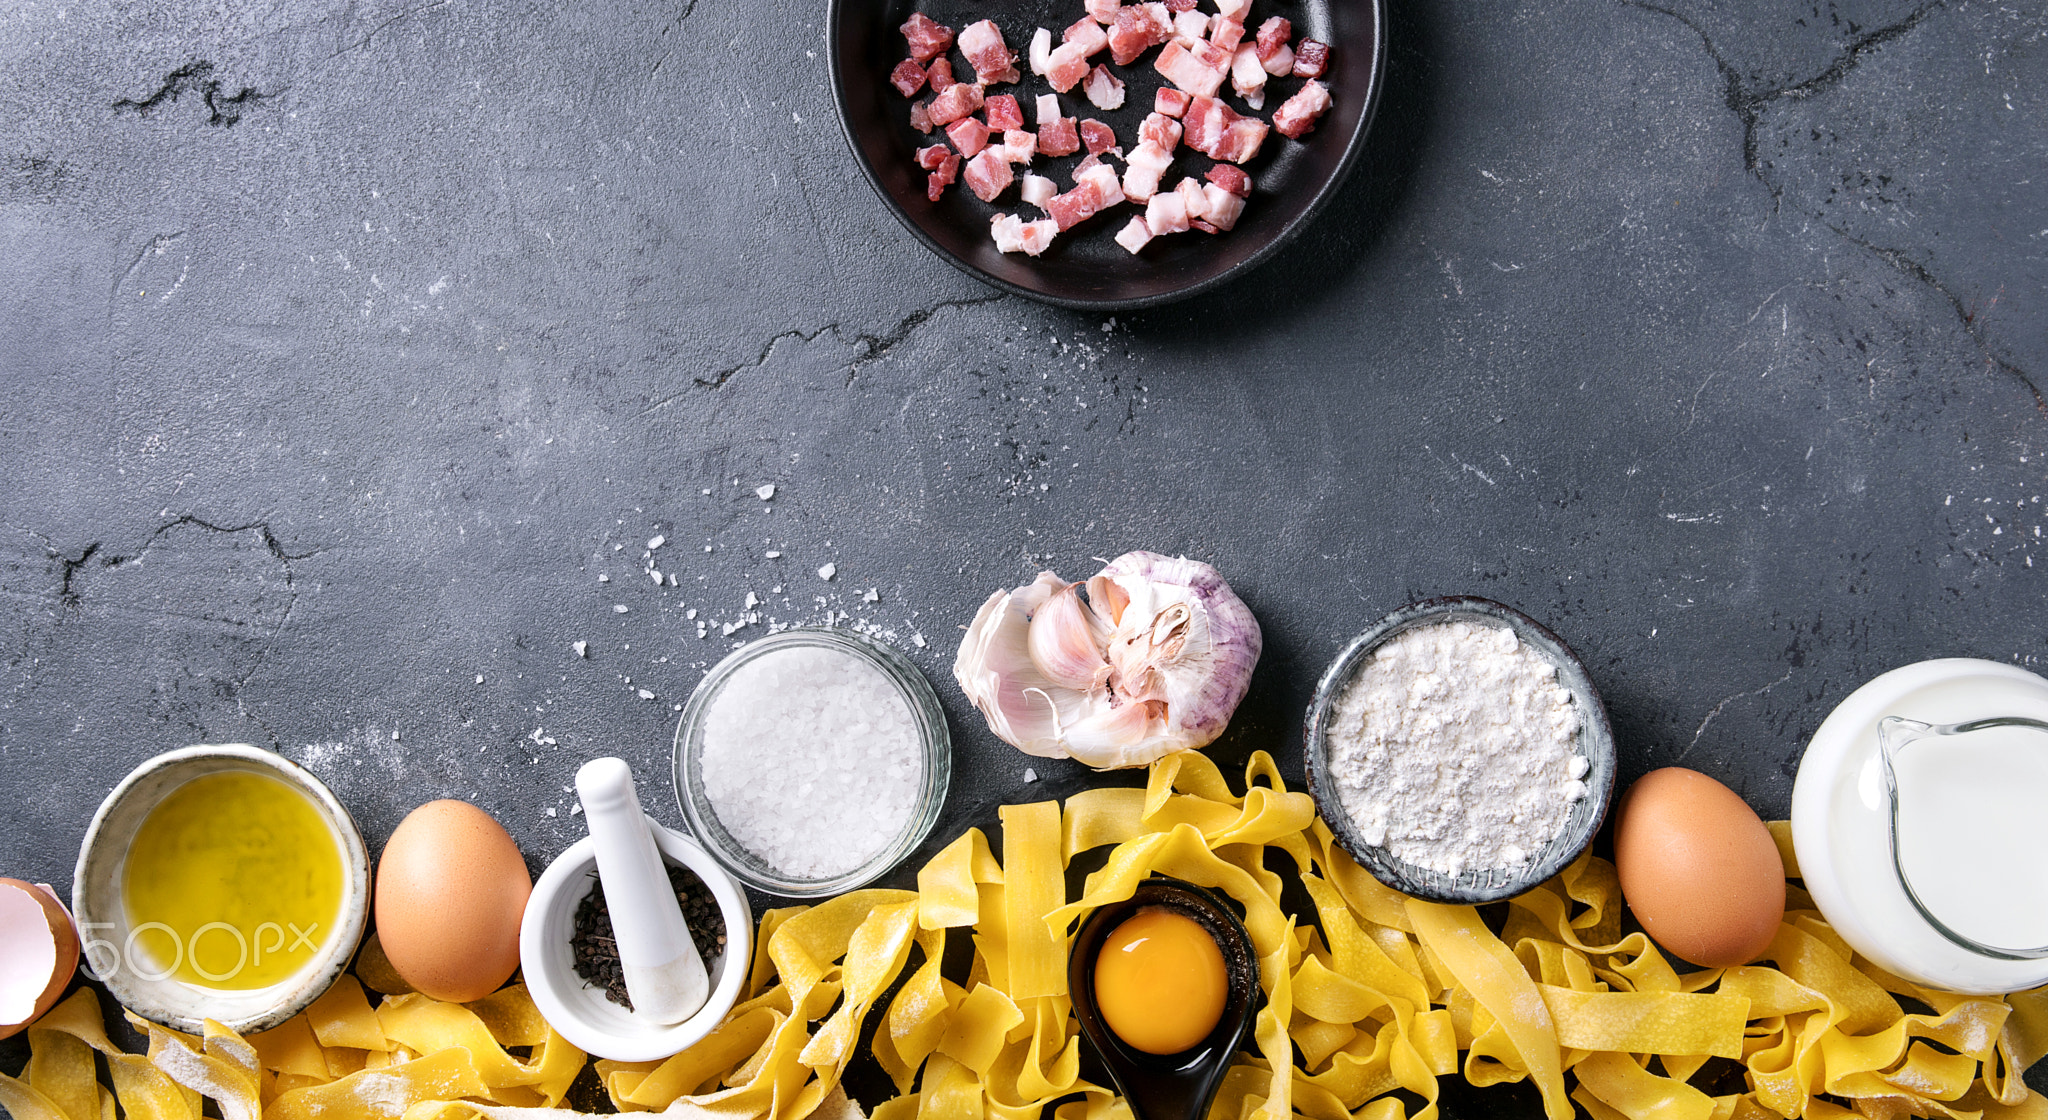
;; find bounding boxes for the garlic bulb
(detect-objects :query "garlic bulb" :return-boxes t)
[953,551,1262,769]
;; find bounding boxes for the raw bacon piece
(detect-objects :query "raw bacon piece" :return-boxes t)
[964,149,1016,201]
[985,94,1025,131]
[1038,115,1081,156]
[1172,10,1210,43]
[927,82,984,127]
[1108,3,1173,65]
[1139,111,1183,150]
[926,153,961,200]
[1045,180,1104,230]
[1271,79,1331,139]
[1230,44,1266,101]
[959,20,1021,85]
[1045,42,1093,91]
[1182,95,1267,162]
[1261,41,1294,76]
[1114,215,1154,254]
[1145,189,1190,234]
[991,213,1058,255]
[1175,176,1208,219]
[900,13,955,63]
[1155,87,1192,117]
[1201,182,1245,228]
[916,144,952,170]
[1035,93,1062,126]
[1079,118,1118,154]
[1001,129,1039,162]
[1120,138,1173,201]
[1020,173,1059,209]
[891,58,928,97]
[1205,163,1252,196]
[1213,0,1249,20]
[1292,38,1330,78]
[946,117,991,157]
[928,57,956,92]
[1208,17,1244,50]
[1253,17,1292,62]
[910,100,934,133]
[1084,64,1126,110]
[1074,153,1104,177]
[1086,0,1121,23]
[1154,39,1230,97]
[1076,161,1126,206]
[1063,17,1110,56]
[1029,28,1053,75]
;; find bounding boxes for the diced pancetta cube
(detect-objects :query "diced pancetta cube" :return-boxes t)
[1254,17,1291,61]
[1120,139,1173,201]
[1045,180,1104,230]
[1029,28,1053,75]
[927,153,961,200]
[1213,0,1249,20]
[1140,112,1183,150]
[1201,183,1245,229]
[1114,215,1154,254]
[917,145,951,170]
[927,82,983,126]
[1262,42,1294,76]
[900,13,955,63]
[946,118,991,157]
[1002,129,1039,162]
[1182,95,1267,162]
[985,94,1024,131]
[910,100,934,133]
[1154,39,1230,97]
[928,57,956,91]
[959,20,1021,85]
[964,149,1016,201]
[1064,17,1110,56]
[1045,42,1093,91]
[891,58,928,97]
[1020,173,1059,209]
[1292,38,1330,78]
[1079,118,1118,154]
[1272,79,1332,139]
[1175,177,1208,219]
[1230,44,1266,100]
[1084,65,1126,110]
[1087,0,1121,24]
[1108,3,1174,65]
[991,213,1058,255]
[1074,153,1105,178]
[1205,164,1252,196]
[1076,161,1126,206]
[1155,87,1192,117]
[1173,10,1210,43]
[1035,94,1062,126]
[1208,17,1244,50]
[1038,116,1081,155]
[1145,190,1190,235]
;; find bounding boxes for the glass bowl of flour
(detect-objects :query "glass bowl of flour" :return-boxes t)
[1303,597,1616,904]
[673,628,951,897]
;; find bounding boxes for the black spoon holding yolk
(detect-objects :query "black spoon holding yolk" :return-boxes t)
[1069,878,1260,1120]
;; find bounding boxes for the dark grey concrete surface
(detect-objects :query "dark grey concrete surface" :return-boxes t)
[3,0,2044,1106]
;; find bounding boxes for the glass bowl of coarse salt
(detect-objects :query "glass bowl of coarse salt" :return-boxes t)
[1302,596,1617,905]
[673,627,951,897]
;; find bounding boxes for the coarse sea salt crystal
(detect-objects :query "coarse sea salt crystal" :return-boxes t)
[699,645,922,879]
[818,563,837,581]
[649,535,666,549]
[757,484,776,500]
[766,550,782,559]
[614,605,629,614]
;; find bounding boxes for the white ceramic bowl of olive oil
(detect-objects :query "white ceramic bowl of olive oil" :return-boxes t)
[72,744,371,1033]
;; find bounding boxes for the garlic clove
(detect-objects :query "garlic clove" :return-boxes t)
[954,574,1089,757]
[1085,573,1129,628]
[1060,698,1170,769]
[1027,582,1112,692]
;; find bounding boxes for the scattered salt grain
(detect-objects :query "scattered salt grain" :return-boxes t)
[614,605,630,614]
[598,573,610,582]
[699,645,922,879]
[912,633,927,649]
[649,570,664,585]
[570,803,583,815]
[475,674,485,684]
[818,563,837,581]
[765,550,782,559]
[574,641,589,658]
[746,592,761,610]
[545,807,557,818]
[649,535,667,550]
[862,588,880,603]
[756,484,776,500]
[687,609,699,620]
[1024,768,1038,782]
[638,689,656,700]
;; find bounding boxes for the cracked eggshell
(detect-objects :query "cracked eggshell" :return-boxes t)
[0,878,80,1039]
[374,800,531,1003]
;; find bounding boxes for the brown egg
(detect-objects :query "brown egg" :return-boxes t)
[1614,767,1785,967]
[374,800,531,1002]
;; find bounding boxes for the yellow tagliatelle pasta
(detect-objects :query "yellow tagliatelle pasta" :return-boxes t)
[6,751,2047,1120]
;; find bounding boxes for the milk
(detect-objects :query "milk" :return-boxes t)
[1889,720,2048,953]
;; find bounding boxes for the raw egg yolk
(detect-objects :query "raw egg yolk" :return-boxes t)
[1093,907,1228,1055]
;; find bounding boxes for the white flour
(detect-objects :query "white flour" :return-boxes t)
[1324,620,1588,876]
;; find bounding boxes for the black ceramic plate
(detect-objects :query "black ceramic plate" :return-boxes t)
[1301,597,1619,905]
[829,0,1387,309]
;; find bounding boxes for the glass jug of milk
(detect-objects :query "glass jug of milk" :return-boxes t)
[1879,715,2048,960]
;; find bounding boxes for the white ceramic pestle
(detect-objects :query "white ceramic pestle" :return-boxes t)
[575,757,709,1023]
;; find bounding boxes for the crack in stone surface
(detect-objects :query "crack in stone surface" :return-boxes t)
[1681,668,1794,761]
[327,0,454,62]
[112,61,281,127]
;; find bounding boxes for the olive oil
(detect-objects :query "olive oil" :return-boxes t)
[123,770,344,989]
